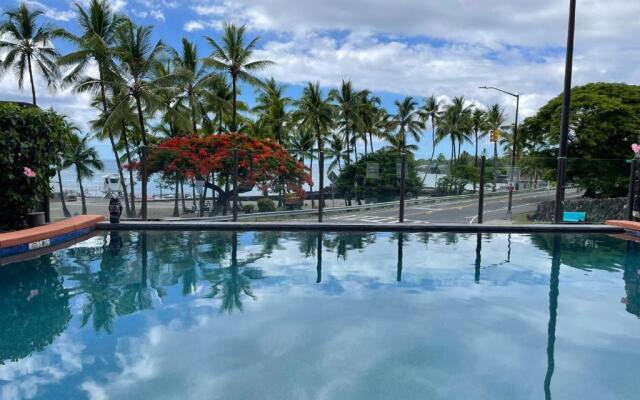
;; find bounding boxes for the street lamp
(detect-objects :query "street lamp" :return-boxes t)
[479,85,520,218]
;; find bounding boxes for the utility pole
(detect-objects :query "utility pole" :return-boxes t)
[554,0,577,224]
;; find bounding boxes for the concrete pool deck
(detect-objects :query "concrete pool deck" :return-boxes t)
[97,221,624,234]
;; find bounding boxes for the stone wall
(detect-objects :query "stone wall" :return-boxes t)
[531,197,627,222]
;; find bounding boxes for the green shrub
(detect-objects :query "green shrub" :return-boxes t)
[0,102,71,228]
[242,204,255,214]
[257,198,276,212]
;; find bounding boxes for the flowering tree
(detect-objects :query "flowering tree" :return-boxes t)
[147,133,311,214]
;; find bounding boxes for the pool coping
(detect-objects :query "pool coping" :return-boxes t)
[97,221,624,234]
[0,215,104,259]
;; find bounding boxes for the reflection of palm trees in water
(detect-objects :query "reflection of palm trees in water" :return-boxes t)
[623,241,640,318]
[325,232,376,260]
[396,233,404,282]
[0,254,71,364]
[544,235,561,400]
[202,232,265,313]
[316,233,323,283]
[474,233,482,283]
[116,232,155,316]
[72,232,158,333]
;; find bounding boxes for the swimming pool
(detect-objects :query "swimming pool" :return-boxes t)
[1,231,638,399]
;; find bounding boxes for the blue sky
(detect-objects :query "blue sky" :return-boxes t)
[2,0,640,161]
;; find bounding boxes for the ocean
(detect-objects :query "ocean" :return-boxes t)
[57,159,332,198]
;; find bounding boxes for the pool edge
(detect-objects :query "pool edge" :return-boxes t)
[96,221,624,234]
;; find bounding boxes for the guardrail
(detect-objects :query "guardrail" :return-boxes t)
[159,187,567,223]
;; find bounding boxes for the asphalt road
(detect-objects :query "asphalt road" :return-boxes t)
[314,190,580,224]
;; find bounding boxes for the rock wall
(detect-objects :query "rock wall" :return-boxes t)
[531,197,627,222]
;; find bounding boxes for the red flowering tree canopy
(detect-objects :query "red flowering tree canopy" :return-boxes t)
[148,133,312,195]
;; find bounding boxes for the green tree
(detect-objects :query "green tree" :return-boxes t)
[204,23,274,132]
[0,103,71,228]
[253,77,291,142]
[471,107,487,166]
[330,79,363,167]
[422,94,443,168]
[388,96,424,152]
[294,82,334,207]
[0,3,65,105]
[520,83,640,197]
[59,0,134,216]
[437,96,471,165]
[336,148,421,202]
[65,133,104,214]
[86,20,166,220]
[169,38,219,134]
[485,103,506,192]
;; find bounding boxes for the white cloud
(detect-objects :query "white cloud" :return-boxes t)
[184,20,205,32]
[23,0,75,21]
[190,0,640,49]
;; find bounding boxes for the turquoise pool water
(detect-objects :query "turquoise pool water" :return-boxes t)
[0,231,638,400]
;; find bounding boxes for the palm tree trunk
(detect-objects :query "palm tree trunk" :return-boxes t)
[369,132,375,153]
[97,67,131,215]
[231,74,237,132]
[474,131,479,166]
[492,142,498,192]
[363,134,368,156]
[121,122,136,217]
[26,54,37,106]
[190,91,198,134]
[134,95,149,220]
[173,173,179,217]
[309,153,314,209]
[57,169,71,218]
[450,138,455,167]
[429,119,437,164]
[78,175,87,215]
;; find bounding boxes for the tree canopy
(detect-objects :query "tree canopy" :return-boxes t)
[147,133,311,197]
[520,82,640,197]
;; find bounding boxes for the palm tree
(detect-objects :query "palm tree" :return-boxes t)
[371,108,392,153]
[89,20,166,220]
[56,127,75,218]
[0,3,65,105]
[471,107,487,166]
[356,92,381,155]
[326,133,346,173]
[253,77,291,142]
[59,0,133,216]
[330,80,362,167]
[153,61,191,217]
[485,103,506,192]
[204,23,274,132]
[389,96,424,152]
[169,38,219,134]
[65,134,104,214]
[295,82,334,208]
[422,95,443,168]
[437,96,471,166]
[290,128,315,203]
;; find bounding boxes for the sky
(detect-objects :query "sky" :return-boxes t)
[1,0,640,161]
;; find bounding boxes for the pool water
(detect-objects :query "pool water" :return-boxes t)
[0,231,638,400]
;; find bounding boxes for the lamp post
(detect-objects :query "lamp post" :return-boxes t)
[479,85,520,218]
[554,0,577,224]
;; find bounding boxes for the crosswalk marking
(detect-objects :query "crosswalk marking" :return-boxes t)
[326,213,430,224]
